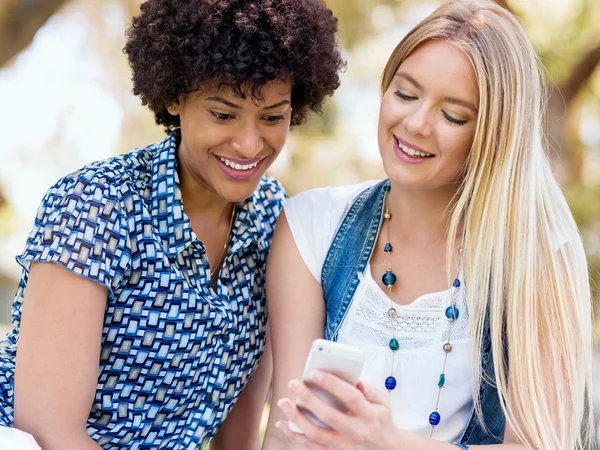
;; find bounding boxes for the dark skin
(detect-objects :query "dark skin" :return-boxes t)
[12,79,293,450]
[170,78,293,288]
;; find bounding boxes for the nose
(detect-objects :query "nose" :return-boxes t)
[231,121,265,159]
[404,103,434,137]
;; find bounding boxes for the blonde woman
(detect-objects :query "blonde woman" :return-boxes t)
[262,1,594,449]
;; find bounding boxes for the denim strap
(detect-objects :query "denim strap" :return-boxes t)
[321,180,388,341]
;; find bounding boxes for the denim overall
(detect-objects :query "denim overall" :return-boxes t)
[321,180,505,445]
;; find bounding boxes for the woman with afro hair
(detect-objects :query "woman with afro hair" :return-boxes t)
[0,0,343,449]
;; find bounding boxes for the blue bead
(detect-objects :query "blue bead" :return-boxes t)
[452,444,469,450]
[382,271,397,287]
[445,305,459,320]
[429,411,441,426]
[384,242,392,253]
[385,376,397,390]
[384,184,391,192]
[453,278,460,288]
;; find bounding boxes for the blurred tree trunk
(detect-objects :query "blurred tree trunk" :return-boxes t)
[547,43,600,183]
[0,0,70,68]
[495,0,600,183]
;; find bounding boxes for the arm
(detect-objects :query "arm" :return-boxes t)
[210,332,273,450]
[13,262,107,450]
[262,212,327,450]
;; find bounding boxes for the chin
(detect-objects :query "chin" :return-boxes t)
[383,167,423,189]
[221,180,264,202]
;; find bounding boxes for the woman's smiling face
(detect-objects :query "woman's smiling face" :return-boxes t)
[172,78,293,202]
[378,40,479,191]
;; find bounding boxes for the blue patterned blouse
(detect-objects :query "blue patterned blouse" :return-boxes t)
[0,135,286,449]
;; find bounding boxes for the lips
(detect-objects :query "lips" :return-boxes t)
[394,136,434,158]
[215,154,266,181]
[392,136,435,165]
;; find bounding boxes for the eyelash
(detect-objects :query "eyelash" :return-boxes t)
[263,115,285,124]
[210,112,286,124]
[211,112,233,121]
[394,90,468,126]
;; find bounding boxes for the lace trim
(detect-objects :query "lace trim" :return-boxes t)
[340,273,470,350]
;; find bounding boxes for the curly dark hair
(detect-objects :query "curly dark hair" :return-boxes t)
[124,0,344,133]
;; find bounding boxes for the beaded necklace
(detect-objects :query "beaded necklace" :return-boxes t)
[380,183,462,437]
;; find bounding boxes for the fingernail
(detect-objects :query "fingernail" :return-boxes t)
[288,379,301,393]
[311,369,324,382]
[278,398,292,414]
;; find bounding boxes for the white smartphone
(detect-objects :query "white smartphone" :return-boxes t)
[288,339,365,434]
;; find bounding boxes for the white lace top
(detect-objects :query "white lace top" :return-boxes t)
[285,182,474,442]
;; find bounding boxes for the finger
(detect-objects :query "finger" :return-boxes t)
[309,370,369,415]
[356,380,366,393]
[277,397,341,447]
[288,379,359,435]
[275,420,328,450]
[357,380,389,406]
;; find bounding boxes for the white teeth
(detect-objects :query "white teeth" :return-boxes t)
[398,142,432,158]
[219,157,259,171]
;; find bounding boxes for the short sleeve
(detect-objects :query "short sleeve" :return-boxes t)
[254,176,288,251]
[284,181,378,283]
[16,172,131,294]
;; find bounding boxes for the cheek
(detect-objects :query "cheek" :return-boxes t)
[441,127,475,165]
[265,126,290,152]
[442,118,474,147]
[378,97,407,135]
[188,120,234,149]
[377,100,394,147]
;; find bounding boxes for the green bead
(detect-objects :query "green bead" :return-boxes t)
[384,184,391,192]
[438,374,445,388]
[389,338,400,351]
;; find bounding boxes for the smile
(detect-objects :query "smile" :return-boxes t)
[218,156,261,171]
[394,137,434,158]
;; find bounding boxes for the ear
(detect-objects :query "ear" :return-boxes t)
[167,99,181,116]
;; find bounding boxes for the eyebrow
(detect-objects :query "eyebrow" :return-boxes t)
[396,72,478,113]
[206,96,291,110]
[262,100,291,110]
[442,96,478,113]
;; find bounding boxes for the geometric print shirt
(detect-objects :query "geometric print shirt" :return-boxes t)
[0,134,286,449]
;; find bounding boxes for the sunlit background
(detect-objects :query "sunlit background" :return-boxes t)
[0,0,599,443]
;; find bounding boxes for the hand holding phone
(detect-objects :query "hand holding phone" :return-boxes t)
[288,339,365,434]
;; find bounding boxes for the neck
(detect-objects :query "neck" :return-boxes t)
[386,181,460,244]
[177,158,233,225]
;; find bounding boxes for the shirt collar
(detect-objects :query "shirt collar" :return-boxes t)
[231,195,265,255]
[149,135,264,261]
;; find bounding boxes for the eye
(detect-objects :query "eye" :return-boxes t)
[262,115,285,124]
[442,111,468,126]
[211,112,234,121]
[394,90,417,101]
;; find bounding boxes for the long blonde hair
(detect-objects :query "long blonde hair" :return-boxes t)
[381,1,594,448]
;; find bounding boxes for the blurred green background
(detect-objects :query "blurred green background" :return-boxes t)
[3,0,598,336]
[0,0,598,440]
